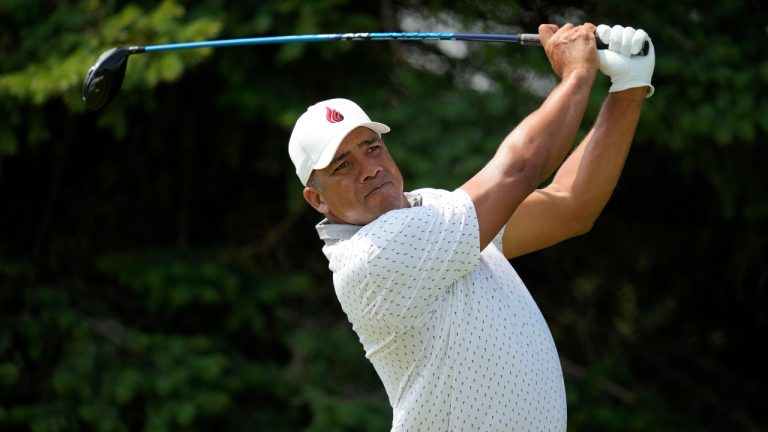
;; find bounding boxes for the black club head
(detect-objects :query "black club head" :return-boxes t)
[82,47,132,110]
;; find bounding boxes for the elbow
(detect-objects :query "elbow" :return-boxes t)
[565,196,601,237]
[573,217,595,236]
[483,155,543,200]
[571,202,605,237]
[507,156,546,195]
[495,130,551,193]
[560,187,611,238]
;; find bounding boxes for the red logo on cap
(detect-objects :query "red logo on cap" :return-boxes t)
[326,107,344,123]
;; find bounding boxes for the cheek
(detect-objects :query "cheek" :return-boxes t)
[385,158,404,183]
[327,180,362,207]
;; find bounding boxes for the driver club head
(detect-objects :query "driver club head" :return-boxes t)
[82,47,132,110]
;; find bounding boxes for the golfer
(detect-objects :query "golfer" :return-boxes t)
[289,23,654,431]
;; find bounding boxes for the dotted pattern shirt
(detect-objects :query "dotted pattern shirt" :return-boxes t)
[316,188,566,432]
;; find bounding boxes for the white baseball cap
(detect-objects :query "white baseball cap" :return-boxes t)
[288,98,390,185]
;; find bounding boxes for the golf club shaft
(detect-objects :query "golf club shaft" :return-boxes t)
[129,32,542,53]
[83,30,648,110]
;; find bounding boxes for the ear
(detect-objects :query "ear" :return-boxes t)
[303,186,330,214]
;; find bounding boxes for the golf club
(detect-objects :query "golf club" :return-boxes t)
[82,31,648,110]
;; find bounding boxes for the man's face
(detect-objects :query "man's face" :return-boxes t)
[304,126,408,225]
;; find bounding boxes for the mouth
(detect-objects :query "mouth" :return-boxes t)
[365,181,392,199]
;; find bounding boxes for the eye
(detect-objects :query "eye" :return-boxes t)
[333,161,349,173]
[367,145,381,154]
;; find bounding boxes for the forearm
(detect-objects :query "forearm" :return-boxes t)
[549,88,646,224]
[461,23,601,250]
[462,68,595,249]
[497,69,596,184]
[499,24,654,257]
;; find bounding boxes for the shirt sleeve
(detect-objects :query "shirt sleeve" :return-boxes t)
[357,189,481,324]
[492,225,505,254]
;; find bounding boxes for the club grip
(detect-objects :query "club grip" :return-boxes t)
[520,33,649,56]
[596,39,650,56]
[519,33,541,46]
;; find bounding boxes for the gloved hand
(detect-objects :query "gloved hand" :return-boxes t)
[596,24,655,97]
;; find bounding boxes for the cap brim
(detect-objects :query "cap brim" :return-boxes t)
[312,121,390,171]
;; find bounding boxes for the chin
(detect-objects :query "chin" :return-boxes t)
[334,192,408,225]
[375,194,408,217]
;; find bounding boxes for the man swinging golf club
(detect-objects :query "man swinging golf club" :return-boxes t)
[289,22,655,431]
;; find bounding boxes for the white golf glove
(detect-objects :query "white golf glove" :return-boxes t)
[596,24,655,97]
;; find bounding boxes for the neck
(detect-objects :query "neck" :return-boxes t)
[324,192,411,226]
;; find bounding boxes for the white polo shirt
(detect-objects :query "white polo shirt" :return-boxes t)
[316,188,566,432]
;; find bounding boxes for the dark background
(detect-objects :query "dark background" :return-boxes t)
[1,1,766,430]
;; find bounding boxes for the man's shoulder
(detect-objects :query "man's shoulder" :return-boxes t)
[407,187,474,210]
[319,188,471,248]
[408,187,450,203]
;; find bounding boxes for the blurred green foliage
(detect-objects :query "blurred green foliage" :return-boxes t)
[1,0,766,430]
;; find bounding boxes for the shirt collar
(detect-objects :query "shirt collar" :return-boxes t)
[315,191,422,242]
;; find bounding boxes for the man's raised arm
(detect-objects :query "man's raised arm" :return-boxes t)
[460,23,599,250]
[501,25,656,258]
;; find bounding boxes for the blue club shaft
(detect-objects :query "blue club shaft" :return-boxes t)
[136,32,538,53]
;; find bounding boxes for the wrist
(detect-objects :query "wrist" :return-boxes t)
[609,86,648,101]
[561,66,597,95]
[563,65,597,84]
[609,81,655,98]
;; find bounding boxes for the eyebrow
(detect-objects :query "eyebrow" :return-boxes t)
[330,136,380,165]
[330,151,350,165]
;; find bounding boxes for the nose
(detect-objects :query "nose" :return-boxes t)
[360,159,382,183]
